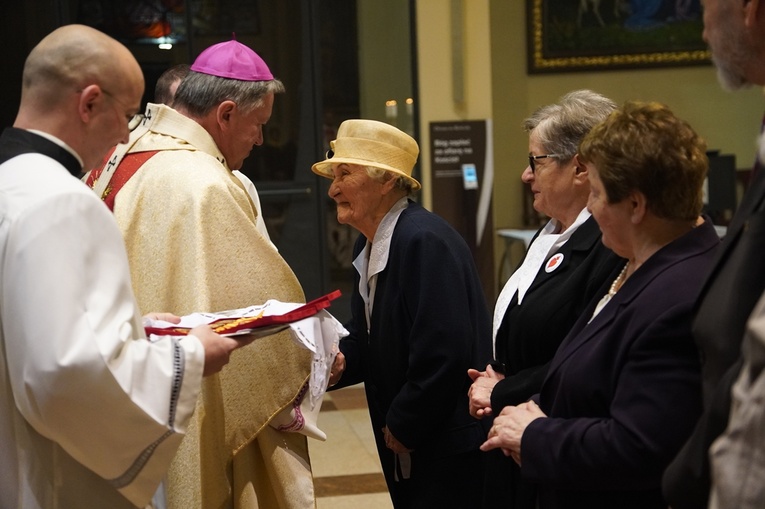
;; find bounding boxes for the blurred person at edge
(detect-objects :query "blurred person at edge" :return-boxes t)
[83,38,321,509]
[317,119,492,508]
[481,101,719,509]
[662,1,765,508]
[0,24,243,509]
[153,63,189,107]
[467,89,623,508]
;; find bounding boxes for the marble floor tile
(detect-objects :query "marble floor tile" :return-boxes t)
[316,493,393,509]
[310,409,382,477]
[311,386,393,508]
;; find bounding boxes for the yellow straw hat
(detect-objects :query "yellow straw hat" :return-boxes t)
[312,119,421,191]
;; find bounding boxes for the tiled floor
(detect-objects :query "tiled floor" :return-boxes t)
[309,386,394,509]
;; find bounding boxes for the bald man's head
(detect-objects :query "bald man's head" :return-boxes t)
[15,24,145,171]
[21,24,143,110]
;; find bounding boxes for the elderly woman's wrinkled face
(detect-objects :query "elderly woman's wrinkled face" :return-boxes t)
[587,165,632,258]
[328,163,388,233]
[522,133,577,221]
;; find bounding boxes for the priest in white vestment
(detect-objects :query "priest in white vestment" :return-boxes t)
[0,24,242,509]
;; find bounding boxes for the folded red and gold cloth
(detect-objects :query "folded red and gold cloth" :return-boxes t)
[144,289,342,338]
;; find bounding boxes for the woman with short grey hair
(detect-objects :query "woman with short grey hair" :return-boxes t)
[468,89,623,508]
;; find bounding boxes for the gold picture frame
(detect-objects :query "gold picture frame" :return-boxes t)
[527,0,711,73]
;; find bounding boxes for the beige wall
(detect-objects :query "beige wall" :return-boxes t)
[416,0,494,211]
[358,0,414,126]
[417,0,764,295]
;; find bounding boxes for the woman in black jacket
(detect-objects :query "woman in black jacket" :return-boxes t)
[468,90,623,508]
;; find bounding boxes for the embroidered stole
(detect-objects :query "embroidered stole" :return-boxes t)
[86,150,158,211]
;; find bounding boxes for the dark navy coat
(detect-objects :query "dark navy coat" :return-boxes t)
[484,215,622,509]
[334,200,492,508]
[491,215,622,412]
[522,219,720,509]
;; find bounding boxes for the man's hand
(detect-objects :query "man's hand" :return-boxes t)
[189,324,247,377]
[143,312,181,324]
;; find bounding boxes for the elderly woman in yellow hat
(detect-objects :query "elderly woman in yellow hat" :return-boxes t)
[314,119,492,508]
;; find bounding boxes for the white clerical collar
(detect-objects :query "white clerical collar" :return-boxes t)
[145,103,228,168]
[27,129,84,169]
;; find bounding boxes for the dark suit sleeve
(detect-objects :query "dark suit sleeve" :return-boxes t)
[662,357,742,509]
[490,361,552,411]
[386,229,485,449]
[329,235,368,391]
[520,303,703,490]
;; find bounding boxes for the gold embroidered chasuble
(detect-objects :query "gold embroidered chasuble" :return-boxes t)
[111,105,314,508]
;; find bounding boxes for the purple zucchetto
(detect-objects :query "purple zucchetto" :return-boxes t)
[190,39,274,81]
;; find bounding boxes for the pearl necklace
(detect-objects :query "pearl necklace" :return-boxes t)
[607,262,630,297]
[589,262,630,322]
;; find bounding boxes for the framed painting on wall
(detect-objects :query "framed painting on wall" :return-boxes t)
[527,0,711,73]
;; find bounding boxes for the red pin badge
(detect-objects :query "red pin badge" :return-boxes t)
[545,253,564,273]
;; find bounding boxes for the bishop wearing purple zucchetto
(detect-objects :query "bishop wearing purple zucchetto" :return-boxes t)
[83,38,321,509]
